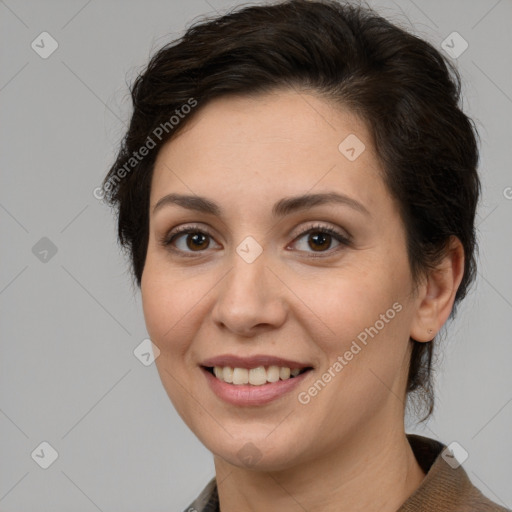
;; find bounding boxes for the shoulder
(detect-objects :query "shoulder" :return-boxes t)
[182,437,510,512]
[400,434,510,512]
[182,477,218,512]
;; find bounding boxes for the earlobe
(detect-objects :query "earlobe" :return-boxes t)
[410,236,465,343]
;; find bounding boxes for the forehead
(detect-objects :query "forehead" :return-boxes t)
[150,90,387,215]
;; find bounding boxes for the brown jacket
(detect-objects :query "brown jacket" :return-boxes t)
[183,435,510,511]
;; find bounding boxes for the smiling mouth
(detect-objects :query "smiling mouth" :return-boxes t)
[202,365,313,385]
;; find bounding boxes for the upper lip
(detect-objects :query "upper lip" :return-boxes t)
[200,354,313,369]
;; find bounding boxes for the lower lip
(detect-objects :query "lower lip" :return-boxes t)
[201,367,312,406]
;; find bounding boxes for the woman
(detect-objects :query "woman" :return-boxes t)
[102,1,509,510]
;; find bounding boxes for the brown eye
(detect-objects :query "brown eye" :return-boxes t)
[291,225,351,256]
[183,232,210,251]
[161,223,350,258]
[307,232,333,251]
[171,231,213,252]
[161,226,220,255]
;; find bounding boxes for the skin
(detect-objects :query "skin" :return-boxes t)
[140,89,464,512]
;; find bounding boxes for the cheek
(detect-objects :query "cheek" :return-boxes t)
[140,265,201,417]
[140,260,198,356]
[301,267,408,346]
[293,274,412,426]
[297,257,414,398]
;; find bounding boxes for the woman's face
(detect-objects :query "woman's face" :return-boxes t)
[141,89,424,470]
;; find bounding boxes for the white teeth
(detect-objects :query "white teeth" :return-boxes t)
[279,367,290,380]
[232,367,249,385]
[249,366,267,386]
[267,365,280,382]
[211,365,307,385]
[223,366,234,383]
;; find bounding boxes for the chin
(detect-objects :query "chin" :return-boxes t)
[197,424,309,472]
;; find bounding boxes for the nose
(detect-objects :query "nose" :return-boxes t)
[210,250,288,337]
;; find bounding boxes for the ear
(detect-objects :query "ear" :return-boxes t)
[410,236,465,342]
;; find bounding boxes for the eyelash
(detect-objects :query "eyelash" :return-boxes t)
[159,223,351,258]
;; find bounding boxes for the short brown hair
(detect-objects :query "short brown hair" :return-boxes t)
[102,0,480,420]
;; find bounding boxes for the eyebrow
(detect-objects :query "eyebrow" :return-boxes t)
[152,191,370,217]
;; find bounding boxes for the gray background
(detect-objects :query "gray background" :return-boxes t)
[1,0,511,510]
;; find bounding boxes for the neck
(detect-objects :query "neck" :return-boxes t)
[214,422,425,512]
